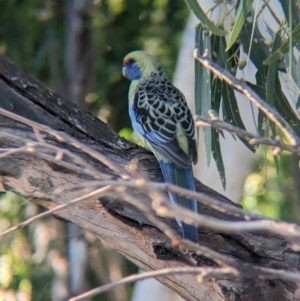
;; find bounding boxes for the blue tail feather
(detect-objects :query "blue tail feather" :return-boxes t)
[159,161,198,243]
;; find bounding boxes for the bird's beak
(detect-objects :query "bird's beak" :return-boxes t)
[122,66,128,79]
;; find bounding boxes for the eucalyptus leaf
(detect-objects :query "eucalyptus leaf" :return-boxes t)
[274,75,300,133]
[185,0,227,36]
[195,23,212,166]
[222,82,256,152]
[278,0,300,28]
[239,19,269,70]
[270,82,298,178]
[195,23,203,117]
[211,39,226,188]
[226,0,254,51]
[211,74,224,138]
[266,30,282,106]
[219,33,256,152]
[263,23,300,65]
[239,19,268,136]
[212,127,226,189]
[201,32,225,187]
[296,95,300,109]
[265,29,281,174]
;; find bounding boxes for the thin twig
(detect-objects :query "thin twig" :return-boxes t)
[69,258,300,301]
[0,108,131,179]
[0,132,106,178]
[194,111,300,155]
[118,187,180,242]
[56,179,288,222]
[0,143,100,177]
[0,185,111,238]
[68,267,238,301]
[164,201,300,239]
[3,178,300,241]
[181,239,300,282]
[59,179,256,220]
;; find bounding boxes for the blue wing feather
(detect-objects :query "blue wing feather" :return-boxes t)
[159,161,198,243]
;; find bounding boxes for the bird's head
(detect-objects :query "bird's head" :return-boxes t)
[122,51,160,81]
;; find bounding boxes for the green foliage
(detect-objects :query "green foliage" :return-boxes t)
[0,193,34,300]
[263,23,300,65]
[194,24,256,188]
[1,1,300,300]
[0,0,189,132]
[184,0,226,36]
[226,0,254,51]
[242,150,300,223]
[191,0,300,187]
[195,24,212,166]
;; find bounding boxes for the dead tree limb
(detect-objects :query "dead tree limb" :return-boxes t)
[0,54,300,301]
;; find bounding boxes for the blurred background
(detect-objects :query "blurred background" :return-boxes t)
[0,0,299,300]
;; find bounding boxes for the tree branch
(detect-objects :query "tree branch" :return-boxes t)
[195,111,300,155]
[194,49,300,146]
[69,267,238,301]
[1,54,300,301]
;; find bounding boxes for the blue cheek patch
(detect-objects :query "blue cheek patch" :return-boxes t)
[127,65,141,80]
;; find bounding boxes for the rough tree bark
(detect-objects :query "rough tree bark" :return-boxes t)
[0,54,300,301]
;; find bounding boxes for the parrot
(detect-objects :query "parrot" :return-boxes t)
[122,50,198,243]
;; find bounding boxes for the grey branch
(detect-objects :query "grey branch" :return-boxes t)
[195,111,300,155]
[194,49,300,146]
[1,54,300,301]
[69,267,238,301]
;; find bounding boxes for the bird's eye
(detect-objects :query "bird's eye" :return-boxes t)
[127,58,135,65]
